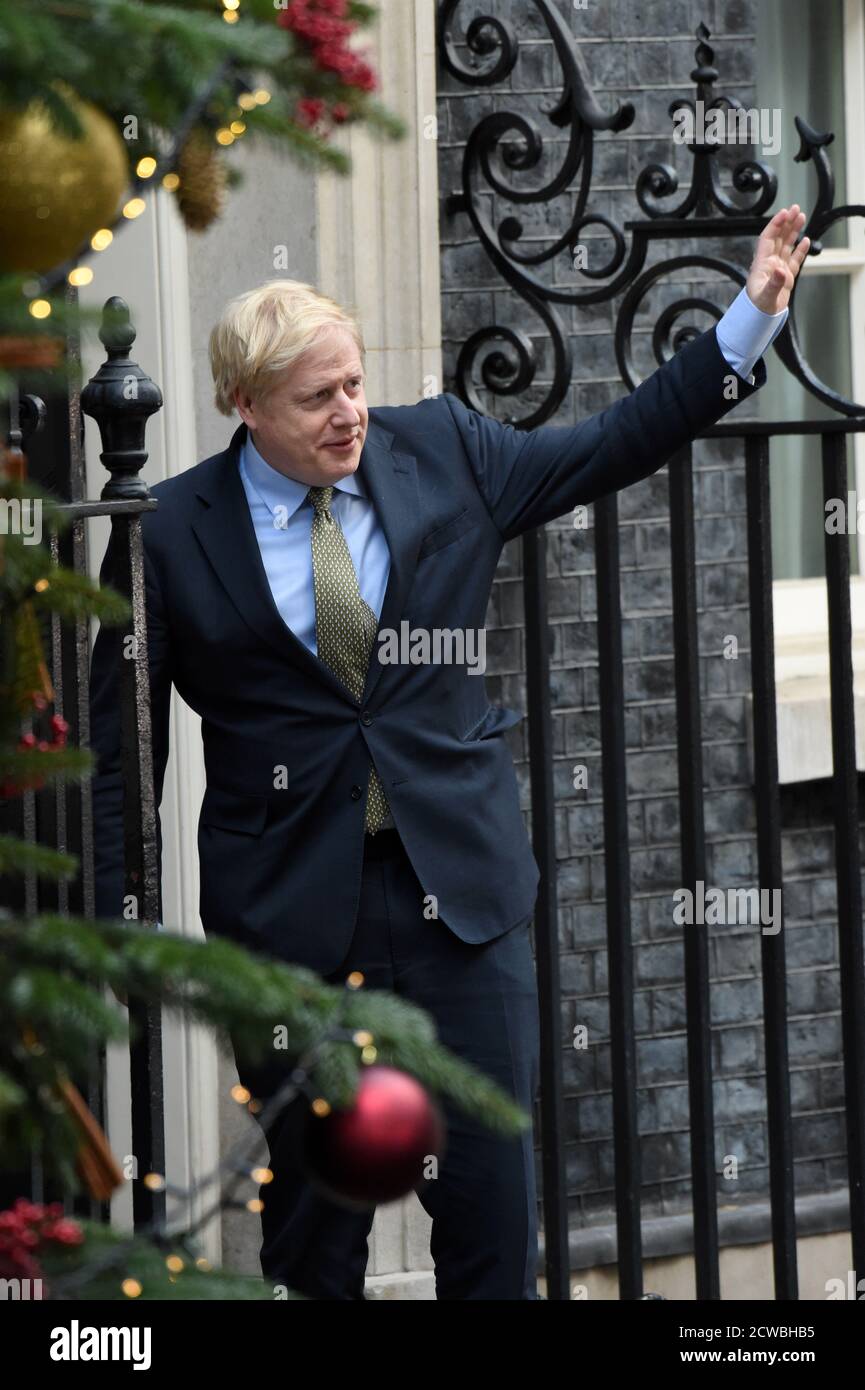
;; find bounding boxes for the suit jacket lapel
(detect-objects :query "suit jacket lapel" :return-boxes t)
[356,423,424,705]
[190,416,424,705]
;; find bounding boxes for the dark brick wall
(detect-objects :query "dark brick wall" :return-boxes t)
[437,0,853,1229]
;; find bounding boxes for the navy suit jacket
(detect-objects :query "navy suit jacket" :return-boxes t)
[89,327,764,973]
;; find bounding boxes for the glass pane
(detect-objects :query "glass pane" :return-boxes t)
[756,0,847,251]
[765,273,856,579]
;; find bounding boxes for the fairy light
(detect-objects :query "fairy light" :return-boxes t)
[136,156,158,179]
[237,92,257,111]
[353,1030,373,1047]
[215,129,235,146]
[91,228,113,251]
[161,172,180,192]
[34,578,50,592]
[68,267,93,287]
[230,120,246,136]
[28,299,52,319]
[253,89,271,105]
[361,1045,378,1064]
[40,999,373,1300]
[346,971,365,989]
[122,197,147,219]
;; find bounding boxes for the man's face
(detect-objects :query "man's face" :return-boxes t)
[233,326,368,486]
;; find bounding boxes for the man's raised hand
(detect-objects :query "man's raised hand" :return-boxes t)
[745,204,811,315]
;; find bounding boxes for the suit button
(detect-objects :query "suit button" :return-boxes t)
[350,785,363,800]
[360,710,373,726]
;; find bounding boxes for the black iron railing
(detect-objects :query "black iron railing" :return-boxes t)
[79,301,165,1231]
[3,301,166,1230]
[438,1,865,1300]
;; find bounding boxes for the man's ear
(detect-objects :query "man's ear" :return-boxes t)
[233,387,256,428]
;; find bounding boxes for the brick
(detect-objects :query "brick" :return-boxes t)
[718,1024,763,1072]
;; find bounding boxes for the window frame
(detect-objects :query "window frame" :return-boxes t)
[770,0,865,782]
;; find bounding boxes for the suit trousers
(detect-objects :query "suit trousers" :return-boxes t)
[232,825,541,1300]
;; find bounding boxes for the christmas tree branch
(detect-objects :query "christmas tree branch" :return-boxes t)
[0,912,530,1182]
[0,836,79,880]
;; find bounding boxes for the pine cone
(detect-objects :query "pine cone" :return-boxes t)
[175,130,227,232]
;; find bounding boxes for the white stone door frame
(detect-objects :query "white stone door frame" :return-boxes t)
[81,191,219,1262]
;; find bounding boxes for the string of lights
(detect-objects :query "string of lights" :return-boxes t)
[47,970,373,1298]
[25,55,269,317]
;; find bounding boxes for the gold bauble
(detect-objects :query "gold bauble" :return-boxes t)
[0,90,129,273]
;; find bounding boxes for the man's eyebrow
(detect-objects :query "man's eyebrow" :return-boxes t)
[304,370,365,392]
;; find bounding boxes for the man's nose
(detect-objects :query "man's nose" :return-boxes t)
[331,393,362,422]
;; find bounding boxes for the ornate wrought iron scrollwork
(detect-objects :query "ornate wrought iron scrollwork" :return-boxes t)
[439,6,865,423]
[636,23,777,221]
[438,0,634,424]
[768,116,865,415]
[438,1,520,86]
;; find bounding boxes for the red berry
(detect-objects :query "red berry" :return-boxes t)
[12,1199,44,1222]
[52,1220,84,1246]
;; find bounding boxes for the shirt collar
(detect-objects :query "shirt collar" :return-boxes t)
[239,429,366,522]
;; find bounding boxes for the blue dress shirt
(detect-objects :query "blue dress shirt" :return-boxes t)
[715,284,788,383]
[239,286,786,649]
[238,433,391,659]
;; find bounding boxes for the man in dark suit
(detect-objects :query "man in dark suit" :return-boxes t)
[90,207,809,1299]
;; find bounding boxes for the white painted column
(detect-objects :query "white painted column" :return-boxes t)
[81,191,219,1262]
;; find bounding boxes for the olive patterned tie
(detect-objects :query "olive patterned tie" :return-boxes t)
[307,485,390,834]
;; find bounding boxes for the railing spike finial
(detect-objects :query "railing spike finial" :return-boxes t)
[81,299,163,502]
[695,19,717,69]
[98,295,138,356]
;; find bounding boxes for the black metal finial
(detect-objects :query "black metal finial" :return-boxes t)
[691,22,717,87]
[81,298,163,501]
[97,295,138,355]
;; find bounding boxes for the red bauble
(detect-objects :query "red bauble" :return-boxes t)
[303,1065,446,1209]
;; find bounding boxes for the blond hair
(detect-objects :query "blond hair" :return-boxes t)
[209,279,365,417]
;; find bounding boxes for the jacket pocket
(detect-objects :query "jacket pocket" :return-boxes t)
[461,705,524,741]
[417,507,480,560]
[200,787,269,836]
